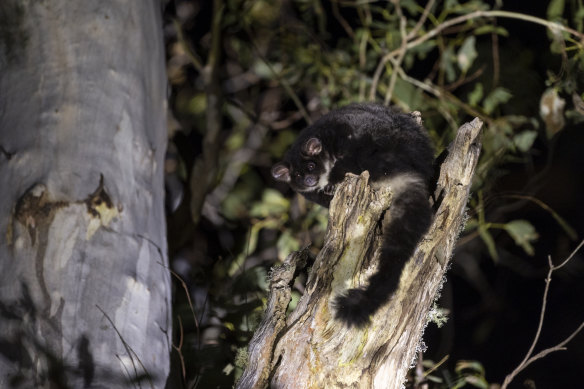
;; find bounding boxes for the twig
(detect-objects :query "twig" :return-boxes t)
[172,316,187,382]
[96,305,154,389]
[244,29,312,125]
[116,354,134,387]
[202,117,269,225]
[190,0,225,225]
[370,9,584,99]
[172,18,203,72]
[421,354,449,381]
[491,22,500,86]
[407,0,436,40]
[444,66,485,92]
[167,267,201,349]
[503,194,577,240]
[553,239,584,270]
[384,0,408,104]
[394,66,489,122]
[331,0,354,38]
[411,10,583,55]
[501,239,584,389]
[414,351,428,389]
[358,29,369,101]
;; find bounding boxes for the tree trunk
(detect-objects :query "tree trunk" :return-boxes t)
[0,1,171,388]
[238,118,483,388]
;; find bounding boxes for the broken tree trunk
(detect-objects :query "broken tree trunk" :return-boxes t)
[237,118,483,389]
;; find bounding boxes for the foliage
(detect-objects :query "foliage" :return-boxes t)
[163,0,584,387]
[411,358,491,389]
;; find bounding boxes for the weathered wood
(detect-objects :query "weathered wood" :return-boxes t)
[237,249,310,389]
[238,118,483,389]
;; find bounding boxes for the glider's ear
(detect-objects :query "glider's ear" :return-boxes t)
[271,162,291,183]
[302,137,322,156]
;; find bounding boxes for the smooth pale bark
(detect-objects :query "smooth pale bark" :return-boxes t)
[0,1,171,388]
[238,118,483,389]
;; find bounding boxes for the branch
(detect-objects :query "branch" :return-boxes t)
[236,249,310,389]
[383,0,408,105]
[407,0,436,41]
[370,9,584,99]
[190,0,225,225]
[501,239,584,389]
[172,18,203,72]
[393,66,490,123]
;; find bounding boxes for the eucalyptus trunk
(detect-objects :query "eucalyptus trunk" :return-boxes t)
[0,1,171,388]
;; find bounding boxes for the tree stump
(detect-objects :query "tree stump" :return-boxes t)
[238,118,483,389]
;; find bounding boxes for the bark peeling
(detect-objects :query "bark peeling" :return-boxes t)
[13,175,119,247]
[85,175,119,239]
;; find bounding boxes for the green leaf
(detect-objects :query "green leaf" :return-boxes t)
[454,360,489,388]
[252,60,282,79]
[462,375,489,389]
[440,46,457,83]
[221,172,263,220]
[574,6,584,31]
[411,40,437,61]
[224,129,246,151]
[547,0,565,20]
[474,25,509,37]
[513,130,538,152]
[243,266,270,292]
[276,230,300,261]
[483,87,512,115]
[478,226,498,260]
[455,360,485,376]
[249,189,290,218]
[268,130,297,158]
[188,94,207,115]
[389,77,425,111]
[468,83,484,106]
[457,36,477,73]
[399,0,420,14]
[504,220,539,256]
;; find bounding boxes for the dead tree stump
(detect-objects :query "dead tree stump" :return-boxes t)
[238,117,483,389]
